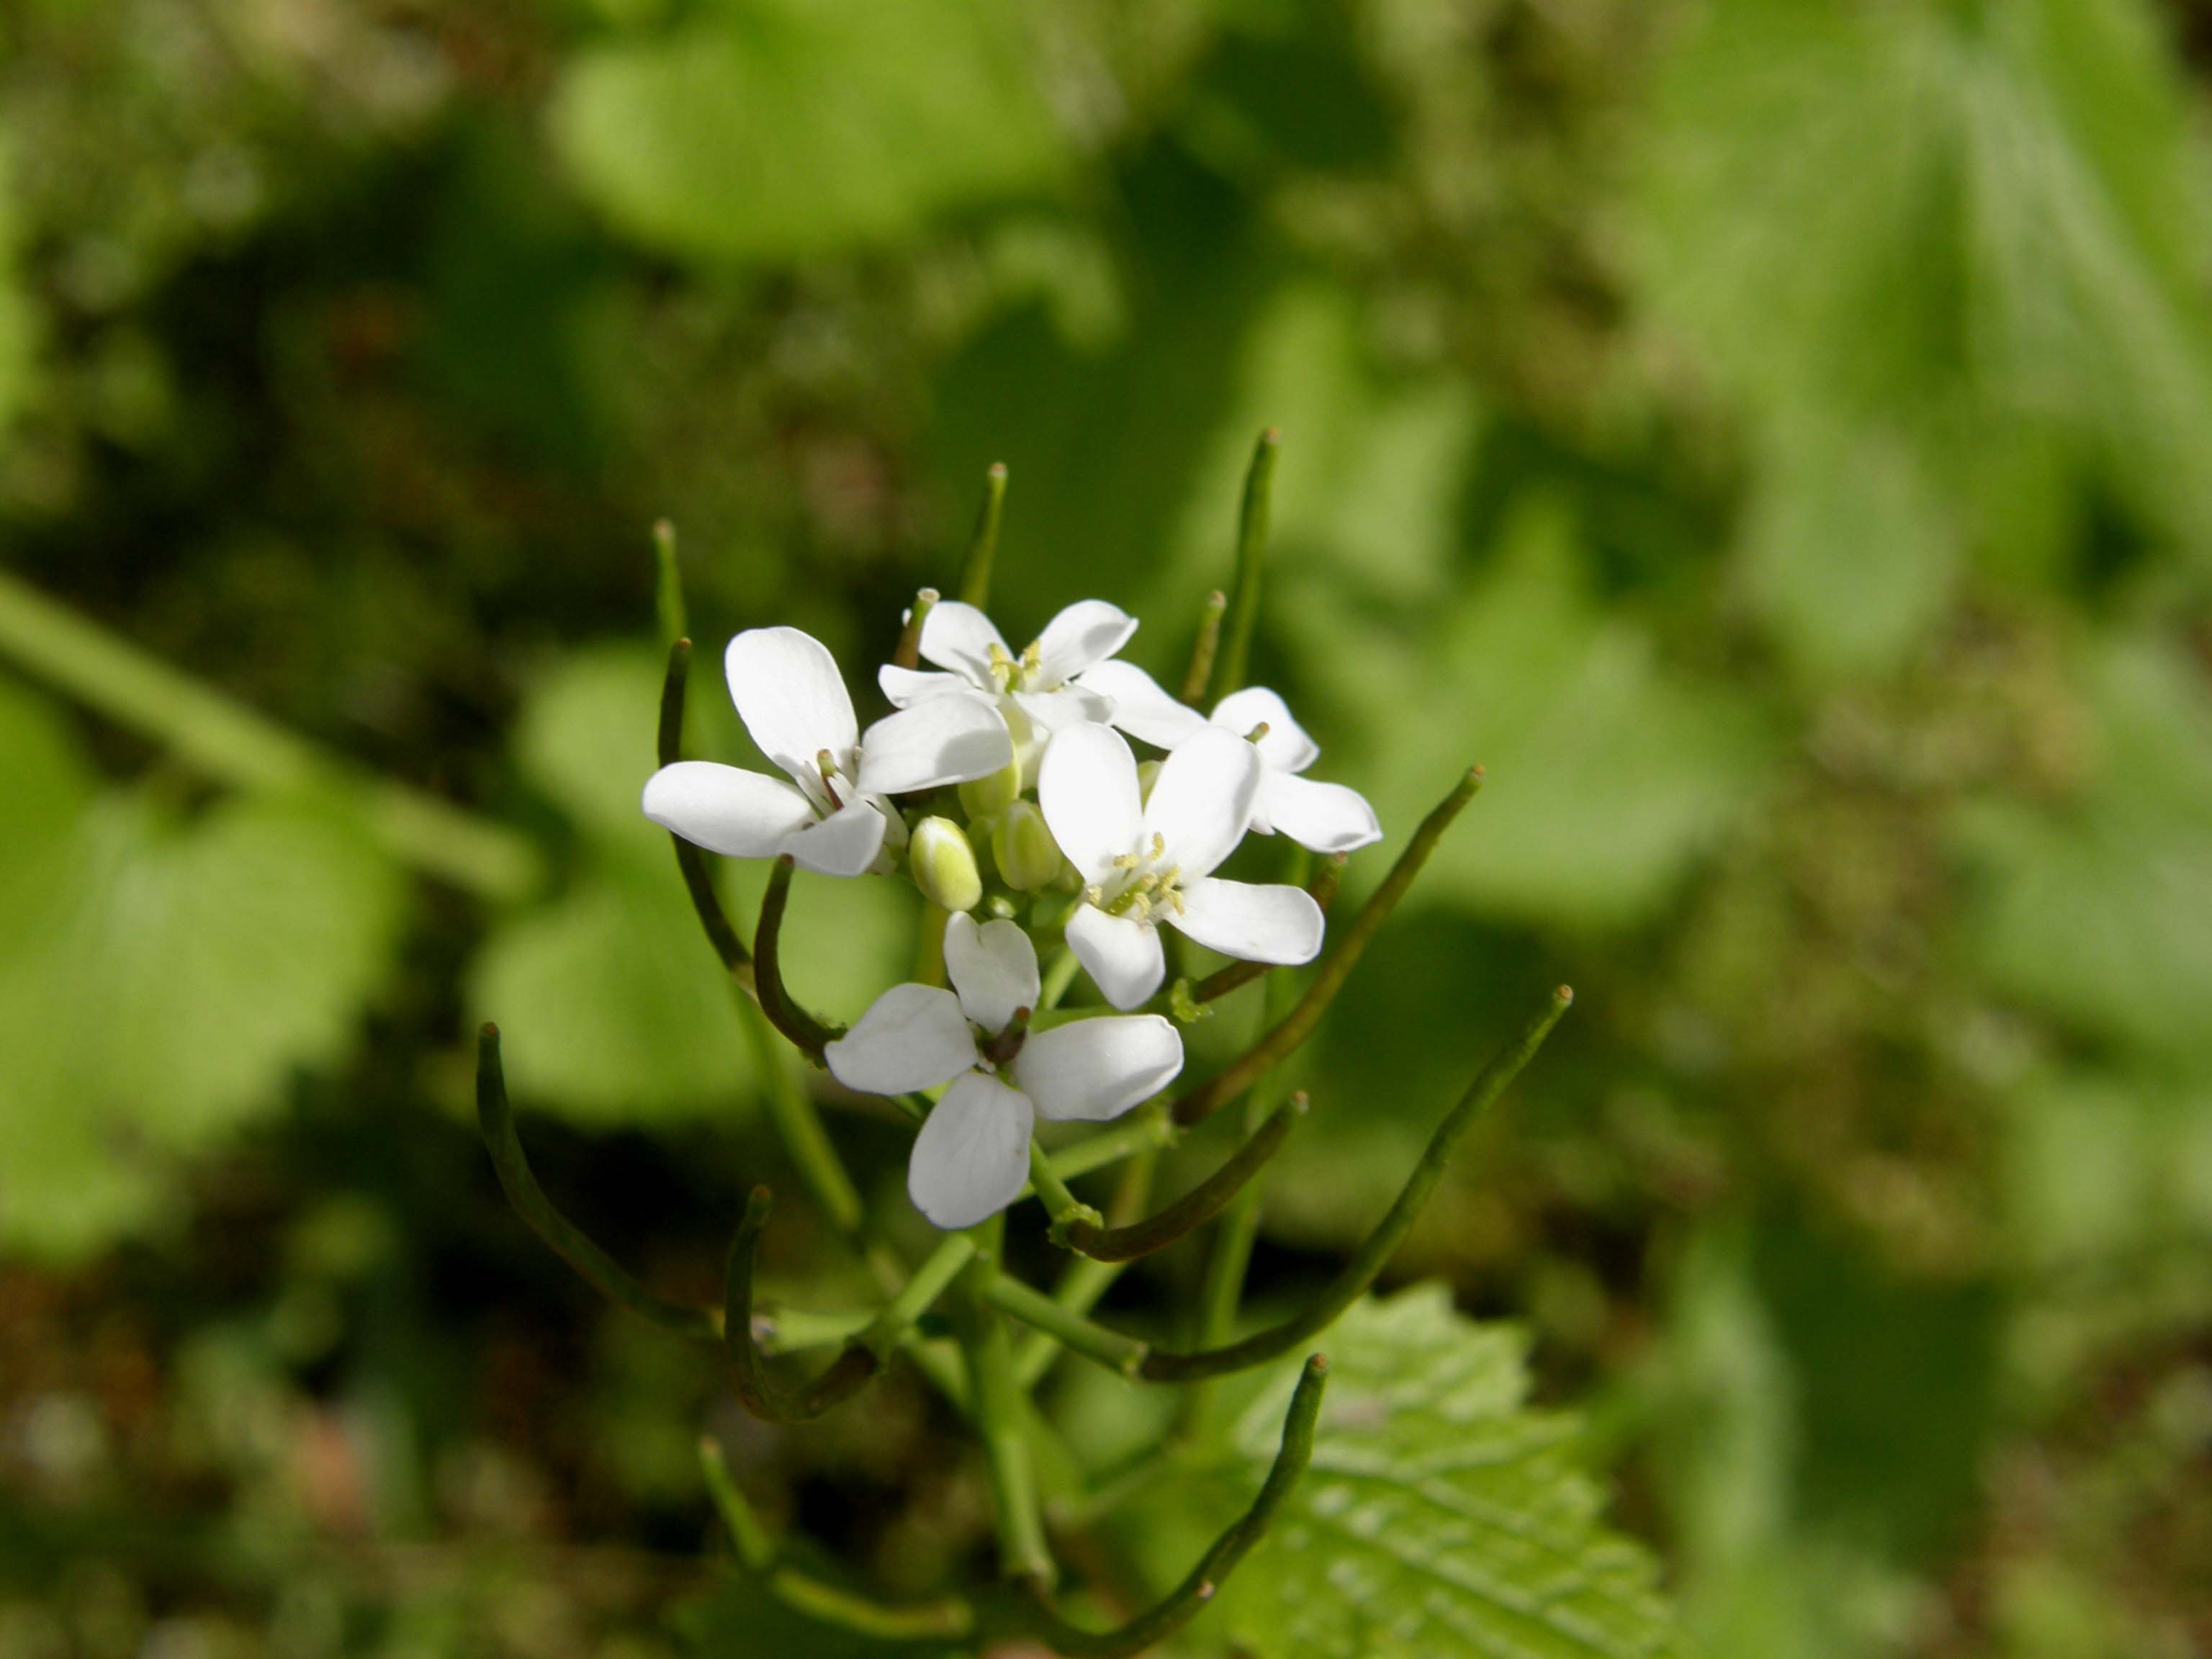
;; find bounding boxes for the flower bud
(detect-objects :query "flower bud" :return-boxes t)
[958,758,1022,819]
[910,816,983,913]
[992,800,1062,892]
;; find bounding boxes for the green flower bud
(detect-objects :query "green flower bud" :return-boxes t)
[958,758,1022,819]
[911,816,983,913]
[992,800,1062,892]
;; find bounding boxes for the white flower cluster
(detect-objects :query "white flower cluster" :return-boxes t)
[642,599,1380,1228]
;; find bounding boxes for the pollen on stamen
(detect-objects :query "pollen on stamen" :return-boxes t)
[1246,721,1270,743]
[1150,832,1166,860]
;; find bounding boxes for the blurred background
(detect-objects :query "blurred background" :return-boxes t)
[3,0,2211,1654]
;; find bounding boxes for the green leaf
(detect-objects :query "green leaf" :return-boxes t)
[549,0,1064,264]
[1635,0,2212,669]
[1954,636,2212,1056]
[0,685,407,1257]
[1204,1285,1683,1658]
[1295,499,1769,930]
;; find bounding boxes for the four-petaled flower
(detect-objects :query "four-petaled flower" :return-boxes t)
[644,627,1012,876]
[1076,664,1382,854]
[827,914,1184,1228]
[879,599,1138,783]
[1040,723,1325,1010]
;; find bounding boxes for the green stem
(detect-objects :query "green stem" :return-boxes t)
[858,1233,978,1359]
[1141,988,1573,1382]
[0,566,541,901]
[475,1026,720,1339]
[1016,1102,1179,1200]
[752,1305,875,1354]
[1179,588,1228,706]
[1061,1092,1305,1264]
[755,856,842,1064]
[997,1356,1329,1658]
[1029,1140,1106,1244]
[736,994,862,1239]
[958,462,1009,609]
[1213,428,1279,697]
[723,1190,880,1423]
[698,1437,976,1642]
[1040,945,1083,1011]
[956,1218,1056,1586]
[1015,1148,1157,1390]
[985,1273,1148,1379]
[1173,765,1484,1125]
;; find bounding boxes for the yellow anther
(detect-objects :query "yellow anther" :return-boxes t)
[1111,852,1141,870]
[1246,721,1271,743]
[1020,640,1042,677]
[1150,832,1166,860]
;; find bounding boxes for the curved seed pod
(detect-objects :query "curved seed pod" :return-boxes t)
[997,1354,1330,1658]
[1141,987,1573,1383]
[1173,765,1483,1125]
[1058,1092,1307,1264]
[755,855,842,1064]
[475,1025,720,1341]
[723,1188,880,1424]
[1187,856,1345,1007]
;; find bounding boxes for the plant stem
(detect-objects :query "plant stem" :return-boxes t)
[1015,1148,1157,1389]
[0,567,542,901]
[1016,1102,1179,1200]
[955,1218,1056,1586]
[755,856,841,1064]
[1060,1093,1304,1264]
[475,1026,720,1339]
[736,996,863,1239]
[984,1273,1148,1378]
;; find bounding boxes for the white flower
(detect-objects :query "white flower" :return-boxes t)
[878,599,1138,782]
[1040,723,1326,1010]
[642,627,1012,877]
[1074,663,1381,854]
[826,913,1184,1229]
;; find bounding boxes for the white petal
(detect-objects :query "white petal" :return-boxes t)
[907,1072,1035,1230]
[1065,904,1166,1010]
[641,763,815,858]
[1142,726,1260,879]
[1256,770,1380,853]
[917,601,1009,686]
[878,665,975,708]
[1032,599,1138,685]
[825,984,978,1094]
[1077,661,1209,750]
[943,914,1039,1034]
[1209,686,1320,774]
[856,698,1012,795]
[1013,1015,1183,1123]
[1038,721,1143,885]
[1169,876,1324,965]
[1012,683,1113,734]
[780,799,889,877]
[724,628,859,789]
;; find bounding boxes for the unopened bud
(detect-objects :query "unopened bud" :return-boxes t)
[1136,758,1162,804]
[911,817,983,912]
[992,801,1062,892]
[958,757,1022,819]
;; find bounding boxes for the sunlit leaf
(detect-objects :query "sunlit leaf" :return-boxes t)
[0,685,407,1257]
[549,0,1064,264]
[1206,1285,1682,1658]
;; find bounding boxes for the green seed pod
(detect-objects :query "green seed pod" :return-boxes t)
[911,816,984,913]
[958,758,1022,819]
[992,800,1063,892]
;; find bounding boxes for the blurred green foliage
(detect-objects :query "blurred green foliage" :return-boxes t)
[3,0,2211,1655]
